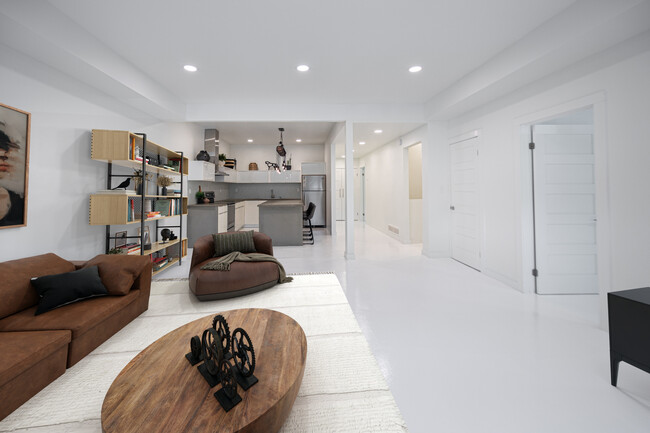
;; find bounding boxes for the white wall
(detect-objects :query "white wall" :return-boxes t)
[360,125,427,242]
[0,63,202,262]
[446,50,650,323]
[224,143,324,171]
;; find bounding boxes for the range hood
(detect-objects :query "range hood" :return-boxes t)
[204,129,229,176]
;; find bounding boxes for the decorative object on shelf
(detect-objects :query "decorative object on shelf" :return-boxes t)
[132,169,152,195]
[218,153,226,167]
[157,175,173,196]
[265,160,281,174]
[285,154,292,170]
[137,226,151,250]
[248,162,258,170]
[224,158,236,169]
[115,231,127,249]
[196,150,210,162]
[160,228,171,243]
[168,230,178,241]
[0,102,30,229]
[111,178,130,190]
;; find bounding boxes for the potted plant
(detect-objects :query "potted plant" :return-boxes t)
[195,190,205,204]
[157,175,173,196]
[218,153,227,167]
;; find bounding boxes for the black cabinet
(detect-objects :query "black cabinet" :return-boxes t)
[608,287,650,386]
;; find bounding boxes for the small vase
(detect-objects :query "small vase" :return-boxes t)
[161,186,167,196]
[196,150,210,161]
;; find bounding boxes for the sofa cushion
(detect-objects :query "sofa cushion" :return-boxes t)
[213,231,256,257]
[0,253,75,320]
[0,290,139,340]
[0,330,71,388]
[82,254,150,296]
[31,266,108,315]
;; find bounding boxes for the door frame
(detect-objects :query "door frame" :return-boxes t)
[515,93,612,307]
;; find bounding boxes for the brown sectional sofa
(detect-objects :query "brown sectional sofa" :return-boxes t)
[0,253,152,421]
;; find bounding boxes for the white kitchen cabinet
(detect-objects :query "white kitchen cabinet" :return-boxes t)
[235,202,245,231]
[217,205,228,233]
[221,167,237,183]
[244,200,264,227]
[188,161,215,181]
[268,170,301,183]
[237,171,269,183]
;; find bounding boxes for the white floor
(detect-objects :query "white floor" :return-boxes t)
[158,223,650,433]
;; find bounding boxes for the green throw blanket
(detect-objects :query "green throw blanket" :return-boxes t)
[200,252,293,283]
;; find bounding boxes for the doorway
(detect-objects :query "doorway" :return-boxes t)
[408,142,422,243]
[335,166,365,221]
[528,108,598,294]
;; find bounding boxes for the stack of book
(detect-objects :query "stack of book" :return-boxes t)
[146,211,161,219]
[122,243,142,255]
[152,256,168,271]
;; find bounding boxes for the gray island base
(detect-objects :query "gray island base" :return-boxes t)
[258,200,304,246]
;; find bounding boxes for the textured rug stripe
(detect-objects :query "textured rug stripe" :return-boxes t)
[280,392,408,433]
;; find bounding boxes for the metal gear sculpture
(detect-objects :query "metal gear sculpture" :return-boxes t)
[201,328,223,376]
[219,359,238,400]
[231,328,256,377]
[212,314,231,354]
[190,335,201,360]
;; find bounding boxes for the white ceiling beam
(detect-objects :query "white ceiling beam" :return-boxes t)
[424,0,650,120]
[0,1,186,121]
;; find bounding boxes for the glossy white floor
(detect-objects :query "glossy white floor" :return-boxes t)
[158,223,650,433]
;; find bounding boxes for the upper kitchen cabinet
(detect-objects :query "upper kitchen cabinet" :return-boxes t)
[269,170,301,183]
[188,161,215,181]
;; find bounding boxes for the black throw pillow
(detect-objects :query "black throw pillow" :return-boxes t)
[31,265,108,316]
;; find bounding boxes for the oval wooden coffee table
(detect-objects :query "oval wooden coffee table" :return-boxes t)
[101,308,307,433]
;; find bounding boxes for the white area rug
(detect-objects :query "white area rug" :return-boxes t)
[0,274,408,433]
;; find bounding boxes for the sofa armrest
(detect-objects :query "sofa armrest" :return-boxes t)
[133,260,153,310]
[190,235,215,271]
[253,232,273,256]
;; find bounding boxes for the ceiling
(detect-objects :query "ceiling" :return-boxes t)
[46,0,574,105]
[2,1,649,154]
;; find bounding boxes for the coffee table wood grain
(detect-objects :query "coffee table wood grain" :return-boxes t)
[101,308,307,433]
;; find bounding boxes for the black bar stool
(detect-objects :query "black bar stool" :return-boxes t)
[303,202,316,245]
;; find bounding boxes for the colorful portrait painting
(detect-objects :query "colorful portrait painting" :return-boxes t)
[0,103,30,228]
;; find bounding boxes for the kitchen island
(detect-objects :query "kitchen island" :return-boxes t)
[258,200,303,246]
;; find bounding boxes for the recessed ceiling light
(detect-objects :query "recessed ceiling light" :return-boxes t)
[183,65,198,72]
[296,65,310,72]
[374,129,383,134]
[296,139,302,142]
[408,65,422,73]
[247,139,253,143]
[359,141,366,145]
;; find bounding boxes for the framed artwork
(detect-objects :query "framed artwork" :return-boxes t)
[137,226,151,246]
[115,231,127,248]
[0,103,30,229]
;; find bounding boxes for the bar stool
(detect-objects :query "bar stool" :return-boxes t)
[303,202,316,245]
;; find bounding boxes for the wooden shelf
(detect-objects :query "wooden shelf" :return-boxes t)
[89,195,187,225]
[91,130,189,175]
[90,129,188,277]
[152,257,180,276]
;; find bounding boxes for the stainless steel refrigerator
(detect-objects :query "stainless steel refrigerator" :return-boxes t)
[302,175,326,227]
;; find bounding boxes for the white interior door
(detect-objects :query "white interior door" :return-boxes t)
[335,168,345,220]
[450,138,481,270]
[533,125,597,294]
